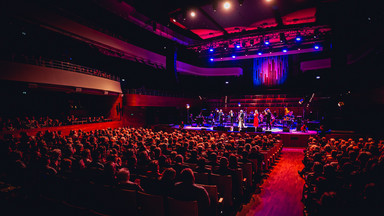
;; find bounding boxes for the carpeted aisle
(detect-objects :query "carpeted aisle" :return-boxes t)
[238,148,305,216]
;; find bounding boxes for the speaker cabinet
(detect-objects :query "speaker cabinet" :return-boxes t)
[256,127,263,132]
[213,126,228,131]
[246,127,255,132]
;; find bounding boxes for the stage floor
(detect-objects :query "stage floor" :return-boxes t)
[172,124,317,135]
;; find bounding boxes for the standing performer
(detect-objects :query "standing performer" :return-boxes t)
[238,110,245,131]
[218,109,224,126]
[229,110,235,126]
[253,110,259,128]
[264,108,272,130]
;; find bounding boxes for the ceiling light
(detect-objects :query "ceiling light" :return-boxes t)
[223,2,231,9]
[190,11,196,17]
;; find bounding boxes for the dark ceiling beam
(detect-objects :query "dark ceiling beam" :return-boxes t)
[197,7,228,35]
[273,8,284,27]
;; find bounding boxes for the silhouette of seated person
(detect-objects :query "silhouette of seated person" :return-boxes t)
[116,168,144,192]
[171,168,210,216]
[195,157,211,174]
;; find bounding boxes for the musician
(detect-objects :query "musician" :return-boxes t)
[229,110,235,125]
[264,108,272,130]
[253,110,259,128]
[218,109,224,126]
[238,110,245,131]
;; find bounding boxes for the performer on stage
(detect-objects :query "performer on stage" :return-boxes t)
[253,110,259,128]
[264,108,272,130]
[229,110,235,125]
[218,109,224,126]
[238,110,245,131]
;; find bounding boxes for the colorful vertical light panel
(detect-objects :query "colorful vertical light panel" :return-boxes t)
[253,56,288,87]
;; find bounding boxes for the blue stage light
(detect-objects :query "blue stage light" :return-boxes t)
[258,52,262,55]
[264,41,270,45]
[282,49,287,53]
[232,55,236,58]
[209,48,214,52]
[210,58,214,62]
[314,45,320,50]
[296,37,301,42]
[236,44,241,49]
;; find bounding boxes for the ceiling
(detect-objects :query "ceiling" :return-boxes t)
[126,0,318,39]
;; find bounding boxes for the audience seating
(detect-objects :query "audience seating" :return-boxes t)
[167,197,198,216]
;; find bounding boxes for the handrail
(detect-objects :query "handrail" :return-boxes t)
[8,55,120,81]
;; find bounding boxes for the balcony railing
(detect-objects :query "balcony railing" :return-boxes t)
[8,55,120,81]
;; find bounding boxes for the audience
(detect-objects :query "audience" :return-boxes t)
[300,136,384,215]
[0,127,282,215]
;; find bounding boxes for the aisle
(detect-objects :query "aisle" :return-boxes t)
[238,148,305,216]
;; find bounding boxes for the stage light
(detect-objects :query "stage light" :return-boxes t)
[299,99,304,105]
[264,40,270,45]
[295,36,301,42]
[316,76,320,79]
[172,19,176,22]
[121,79,125,81]
[314,45,320,50]
[209,47,214,52]
[250,39,254,46]
[236,44,241,49]
[338,101,344,107]
[190,11,196,17]
[225,81,229,84]
[282,49,287,53]
[238,103,241,107]
[223,2,231,9]
[279,33,286,43]
[22,91,27,95]
[186,104,190,109]
[210,58,214,62]
[258,52,262,55]
[232,55,236,58]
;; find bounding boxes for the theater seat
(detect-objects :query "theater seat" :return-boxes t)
[167,197,198,216]
[194,172,210,185]
[113,189,138,216]
[211,174,233,208]
[137,191,165,216]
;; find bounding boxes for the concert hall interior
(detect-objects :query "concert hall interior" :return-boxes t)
[1,0,384,216]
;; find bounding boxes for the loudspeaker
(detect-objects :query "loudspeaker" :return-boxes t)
[265,130,272,134]
[213,126,228,131]
[201,128,207,131]
[256,127,263,132]
[233,126,239,131]
[245,127,255,132]
[191,123,197,127]
[283,127,290,132]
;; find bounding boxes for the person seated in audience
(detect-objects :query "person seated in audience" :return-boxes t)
[171,168,210,216]
[116,168,144,192]
[195,157,211,174]
[155,168,176,196]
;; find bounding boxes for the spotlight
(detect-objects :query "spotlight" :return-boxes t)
[316,76,320,79]
[232,55,236,58]
[225,81,229,84]
[266,0,272,2]
[299,99,304,105]
[258,52,262,55]
[121,79,125,81]
[314,45,320,50]
[223,2,231,9]
[172,19,176,22]
[190,11,196,17]
[238,103,241,107]
[338,101,344,107]
[295,36,301,42]
[186,104,190,109]
[282,49,287,53]
[264,41,270,45]
[209,47,214,52]
[210,58,214,62]
[236,44,241,49]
